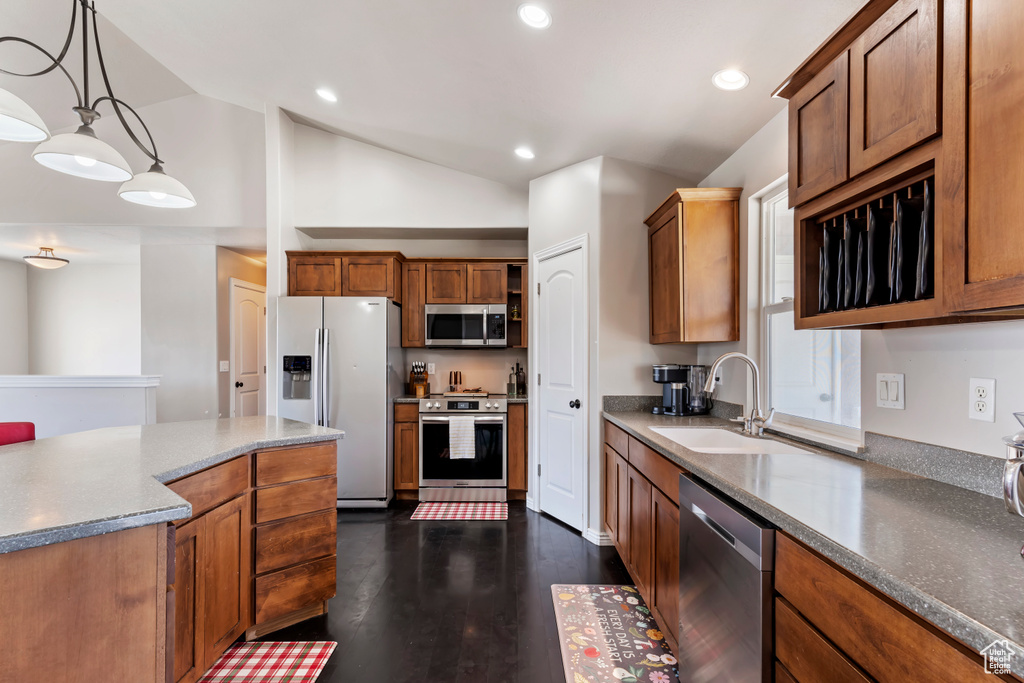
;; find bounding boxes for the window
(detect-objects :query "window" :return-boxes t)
[760,182,861,442]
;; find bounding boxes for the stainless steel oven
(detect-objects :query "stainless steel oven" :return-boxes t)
[424,304,507,347]
[419,397,507,501]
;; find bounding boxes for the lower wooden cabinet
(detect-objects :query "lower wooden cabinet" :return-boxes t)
[507,403,528,492]
[172,520,204,683]
[603,421,685,653]
[394,421,419,490]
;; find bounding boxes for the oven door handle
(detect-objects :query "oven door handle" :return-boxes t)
[419,416,505,423]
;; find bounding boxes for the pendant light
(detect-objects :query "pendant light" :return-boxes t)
[0,0,195,207]
[118,162,196,208]
[23,247,70,269]
[0,87,50,142]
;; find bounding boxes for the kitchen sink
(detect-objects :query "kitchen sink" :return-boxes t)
[649,427,814,455]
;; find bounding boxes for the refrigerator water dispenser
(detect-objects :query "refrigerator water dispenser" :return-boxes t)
[282,355,312,399]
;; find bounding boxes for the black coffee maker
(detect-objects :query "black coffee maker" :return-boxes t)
[651,364,712,416]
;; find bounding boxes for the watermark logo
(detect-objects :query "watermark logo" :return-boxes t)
[981,639,1016,675]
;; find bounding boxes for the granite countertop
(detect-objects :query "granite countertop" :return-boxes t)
[604,410,1024,674]
[0,417,343,555]
[395,395,528,404]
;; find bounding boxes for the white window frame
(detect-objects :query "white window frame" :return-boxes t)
[758,178,863,450]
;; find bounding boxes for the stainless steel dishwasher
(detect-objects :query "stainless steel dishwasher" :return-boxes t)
[678,474,775,682]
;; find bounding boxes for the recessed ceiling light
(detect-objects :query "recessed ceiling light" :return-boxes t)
[712,69,749,91]
[316,88,338,103]
[514,147,535,159]
[518,4,551,29]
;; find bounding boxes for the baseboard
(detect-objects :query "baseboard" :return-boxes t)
[245,601,327,641]
[583,527,614,546]
[526,496,538,512]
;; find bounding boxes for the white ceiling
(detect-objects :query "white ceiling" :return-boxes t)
[97,0,865,188]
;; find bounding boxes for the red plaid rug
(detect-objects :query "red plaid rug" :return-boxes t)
[198,641,336,682]
[410,501,508,520]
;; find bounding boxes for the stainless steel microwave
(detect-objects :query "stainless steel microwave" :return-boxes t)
[425,304,507,347]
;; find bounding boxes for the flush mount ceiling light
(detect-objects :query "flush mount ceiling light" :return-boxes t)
[712,69,750,91]
[23,247,69,269]
[315,88,338,103]
[518,4,552,29]
[0,0,195,207]
[514,147,535,159]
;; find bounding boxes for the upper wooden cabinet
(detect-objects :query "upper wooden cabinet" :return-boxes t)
[341,255,402,302]
[402,261,427,347]
[789,51,849,206]
[288,255,341,297]
[467,263,507,303]
[849,0,940,176]
[644,188,741,344]
[425,262,467,303]
[778,0,1024,328]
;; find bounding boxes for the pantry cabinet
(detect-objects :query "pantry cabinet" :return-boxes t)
[778,0,1024,328]
[644,188,741,343]
[401,261,427,348]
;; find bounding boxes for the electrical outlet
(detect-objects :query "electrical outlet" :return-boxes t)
[876,373,905,409]
[427,363,435,375]
[219,360,229,373]
[969,378,995,422]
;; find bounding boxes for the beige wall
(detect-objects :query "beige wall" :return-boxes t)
[216,248,267,417]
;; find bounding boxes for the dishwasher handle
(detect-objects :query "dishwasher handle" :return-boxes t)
[691,502,737,547]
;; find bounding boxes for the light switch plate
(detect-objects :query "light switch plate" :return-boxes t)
[219,360,229,373]
[876,373,905,409]
[969,378,996,422]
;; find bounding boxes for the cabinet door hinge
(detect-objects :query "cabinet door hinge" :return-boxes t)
[537,373,541,385]
[537,463,541,476]
[537,283,541,295]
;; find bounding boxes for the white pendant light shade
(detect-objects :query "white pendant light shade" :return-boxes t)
[119,164,196,208]
[23,247,69,269]
[33,125,132,182]
[0,88,49,142]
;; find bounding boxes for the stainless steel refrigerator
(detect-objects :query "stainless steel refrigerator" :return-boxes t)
[276,297,404,507]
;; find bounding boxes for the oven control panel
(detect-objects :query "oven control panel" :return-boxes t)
[419,398,507,413]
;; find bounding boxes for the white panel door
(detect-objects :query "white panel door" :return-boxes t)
[536,246,585,531]
[230,280,266,417]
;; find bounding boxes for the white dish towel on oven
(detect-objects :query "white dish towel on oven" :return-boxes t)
[448,416,477,459]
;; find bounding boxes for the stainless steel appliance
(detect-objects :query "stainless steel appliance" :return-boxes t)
[1002,412,1024,517]
[679,474,775,681]
[425,304,507,347]
[277,297,404,508]
[651,364,711,416]
[419,396,507,501]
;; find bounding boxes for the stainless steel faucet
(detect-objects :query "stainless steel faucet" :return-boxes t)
[703,351,775,436]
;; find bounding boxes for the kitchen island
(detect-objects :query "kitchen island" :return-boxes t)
[0,417,342,683]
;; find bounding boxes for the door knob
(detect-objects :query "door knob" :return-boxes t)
[235,381,244,388]
[570,399,581,409]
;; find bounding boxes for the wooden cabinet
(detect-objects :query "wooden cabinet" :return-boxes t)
[425,262,467,303]
[603,421,685,652]
[402,261,427,347]
[507,403,528,492]
[172,520,204,683]
[202,495,250,662]
[288,255,341,297]
[644,188,741,343]
[467,263,507,303]
[341,255,401,302]
[849,0,939,176]
[507,263,528,348]
[394,404,419,491]
[775,532,1004,682]
[788,51,849,206]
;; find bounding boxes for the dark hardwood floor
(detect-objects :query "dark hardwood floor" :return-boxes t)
[260,501,630,683]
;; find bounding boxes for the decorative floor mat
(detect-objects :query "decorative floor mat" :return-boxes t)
[198,641,336,682]
[551,585,679,683]
[410,501,508,520]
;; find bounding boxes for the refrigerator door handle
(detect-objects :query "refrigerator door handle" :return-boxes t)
[313,328,323,426]
[323,328,331,428]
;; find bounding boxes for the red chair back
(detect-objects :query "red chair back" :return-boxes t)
[0,422,35,446]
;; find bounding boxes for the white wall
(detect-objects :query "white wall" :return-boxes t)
[27,264,142,375]
[698,110,789,408]
[141,244,218,422]
[0,377,157,438]
[0,94,266,229]
[293,122,527,228]
[0,259,29,374]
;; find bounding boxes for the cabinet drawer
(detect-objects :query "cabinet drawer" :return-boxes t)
[627,436,685,501]
[775,533,993,682]
[255,510,337,575]
[255,477,336,523]
[255,443,336,486]
[604,420,629,457]
[394,403,419,423]
[254,556,337,624]
[167,455,249,523]
[776,598,869,683]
